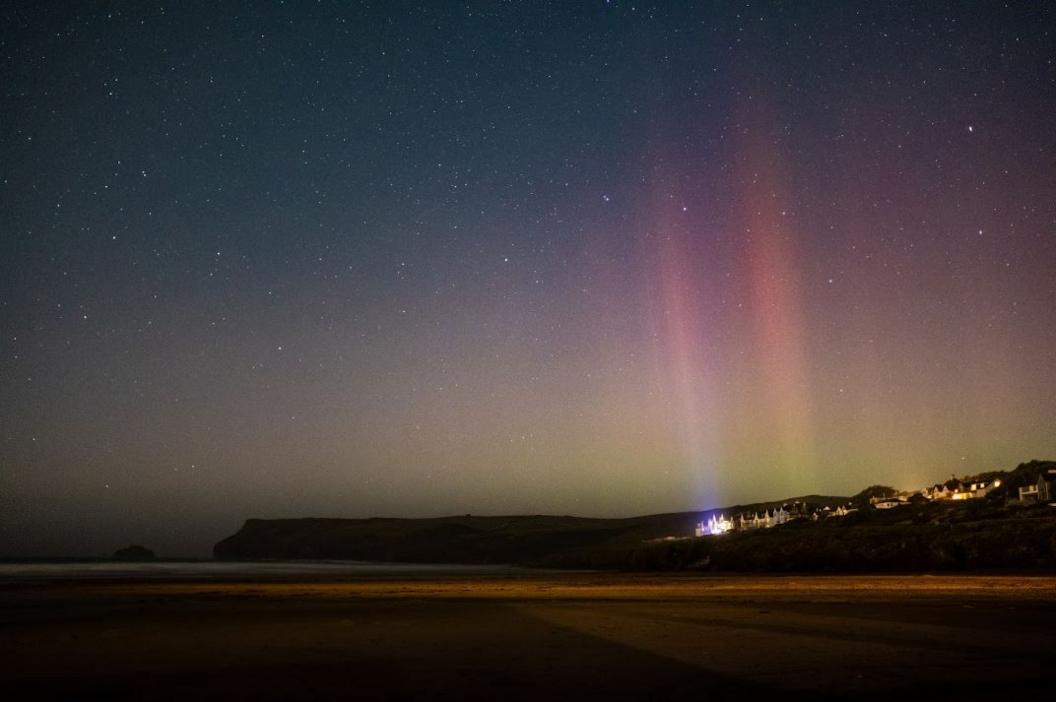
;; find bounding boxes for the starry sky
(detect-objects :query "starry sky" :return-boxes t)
[2,1,1055,557]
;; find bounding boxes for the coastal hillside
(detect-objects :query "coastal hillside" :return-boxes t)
[626,510,1056,572]
[213,495,849,564]
[215,461,1056,571]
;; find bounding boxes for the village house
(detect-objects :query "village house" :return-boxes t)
[920,478,1000,501]
[695,513,733,536]
[1041,469,1056,502]
[1019,483,1040,502]
[735,506,790,530]
[921,484,954,500]
[813,504,857,520]
[695,505,797,536]
[952,479,1000,500]
[1019,470,1056,504]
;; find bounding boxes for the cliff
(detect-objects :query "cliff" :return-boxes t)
[214,496,849,561]
[213,495,849,565]
[213,485,1056,571]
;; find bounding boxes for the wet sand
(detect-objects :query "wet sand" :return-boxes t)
[2,573,1054,700]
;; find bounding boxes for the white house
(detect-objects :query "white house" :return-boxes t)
[695,513,733,537]
[732,507,790,531]
[951,479,1000,500]
[1040,470,1056,503]
[1019,484,1040,502]
[923,478,1001,501]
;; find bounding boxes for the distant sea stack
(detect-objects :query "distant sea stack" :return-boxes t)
[113,544,155,561]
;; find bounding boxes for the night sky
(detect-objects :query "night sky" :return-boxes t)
[2,2,1055,557]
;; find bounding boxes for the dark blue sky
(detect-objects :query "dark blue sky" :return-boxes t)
[2,1,1054,556]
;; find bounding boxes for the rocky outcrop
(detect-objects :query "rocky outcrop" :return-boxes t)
[113,544,155,561]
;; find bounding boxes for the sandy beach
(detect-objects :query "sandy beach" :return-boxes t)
[2,570,1053,700]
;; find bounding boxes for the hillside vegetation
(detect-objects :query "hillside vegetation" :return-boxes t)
[214,461,1056,571]
[214,495,849,565]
